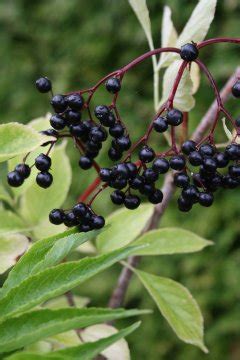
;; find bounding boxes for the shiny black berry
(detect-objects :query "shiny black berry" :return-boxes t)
[90,126,108,143]
[35,154,51,172]
[94,105,110,122]
[115,136,131,151]
[50,114,66,130]
[182,185,199,203]
[111,177,127,190]
[152,158,169,174]
[153,117,168,133]
[7,171,24,187]
[199,144,215,157]
[181,140,196,155]
[139,183,155,195]
[198,192,214,207]
[35,77,52,93]
[166,109,183,126]
[69,123,86,138]
[188,151,203,166]
[49,209,64,225]
[126,162,138,178]
[148,189,163,204]
[142,168,158,183]
[174,172,190,188]
[202,157,217,172]
[232,80,240,98]
[111,190,125,205]
[36,172,53,188]
[215,152,229,168]
[124,195,141,209]
[112,163,129,179]
[109,123,124,138]
[180,43,199,61]
[66,93,84,110]
[169,155,186,170]
[99,168,112,182]
[73,203,88,218]
[65,109,81,125]
[15,163,31,179]
[178,196,192,212]
[64,211,78,227]
[92,215,105,229]
[79,156,92,170]
[105,77,121,94]
[229,165,240,178]
[139,145,155,163]
[129,175,144,189]
[225,143,240,160]
[51,94,67,113]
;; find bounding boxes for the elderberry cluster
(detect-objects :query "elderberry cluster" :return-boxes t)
[175,140,240,212]
[49,203,105,231]
[6,43,240,233]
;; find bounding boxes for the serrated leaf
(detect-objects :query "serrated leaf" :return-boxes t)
[128,0,154,50]
[0,234,29,274]
[0,210,28,235]
[0,123,50,163]
[0,308,145,353]
[6,322,140,360]
[81,324,130,360]
[158,6,178,69]
[8,114,53,199]
[96,204,154,253]
[0,245,145,320]
[133,228,212,256]
[160,60,195,112]
[0,229,100,298]
[135,270,208,352]
[19,141,72,225]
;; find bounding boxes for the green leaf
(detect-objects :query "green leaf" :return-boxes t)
[0,234,29,274]
[19,141,72,225]
[134,228,213,256]
[0,210,27,235]
[96,204,154,253]
[0,245,145,320]
[0,229,99,298]
[0,307,145,353]
[135,270,208,352]
[5,322,140,360]
[0,123,50,163]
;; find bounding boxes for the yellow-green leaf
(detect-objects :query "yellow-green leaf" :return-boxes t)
[134,228,213,256]
[0,210,28,235]
[96,204,154,253]
[0,123,50,163]
[135,270,208,352]
[0,233,29,274]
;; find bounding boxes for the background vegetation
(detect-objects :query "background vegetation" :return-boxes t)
[0,0,239,359]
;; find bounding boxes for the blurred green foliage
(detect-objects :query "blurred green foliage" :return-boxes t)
[0,0,239,359]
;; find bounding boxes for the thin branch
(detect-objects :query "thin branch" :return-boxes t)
[108,67,240,309]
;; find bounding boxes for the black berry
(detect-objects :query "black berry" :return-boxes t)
[142,168,158,183]
[51,94,67,113]
[153,117,168,133]
[148,189,163,204]
[198,192,214,207]
[169,155,186,170]
[166,109,183,126]
[109,123,124,138]
[79,156,92,170]
[36,172,53,188]
[66,93,84,110]
[152,158,169,174]
[181,140,196,155]
[188,151,203,166]
[50,114,66,130]
[35,154,51,172]
[15,163,31,179]
[139,145,155,163]
[73,203,88,218]
[174,172,190,188]
[105,77,121,94]
[99,168,112,182]
[115,136,131,151]
[180,43,199,61]
[232,80,240,98]
[35,77,52,93]
[49,209,64,225]
[94,105,110,122]
[7,171,24,187]
[124,195,141,209]
[111,190,125,205]
[92,215,105,229]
